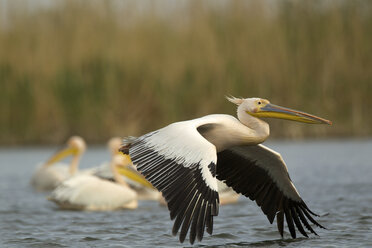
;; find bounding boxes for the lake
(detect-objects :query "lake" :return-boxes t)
[0,140,371,247]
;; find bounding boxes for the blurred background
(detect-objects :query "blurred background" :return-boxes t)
[1,2,372,247]
[0,0,371,145]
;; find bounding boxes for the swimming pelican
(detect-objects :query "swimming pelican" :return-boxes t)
[31,136,86,192]
[120,96,332,244]
[94,137,160,200]
[90,137,125,179]
[48,154,138,211]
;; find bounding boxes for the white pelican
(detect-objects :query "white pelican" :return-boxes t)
[120,96,332,244]
[90,137,125,179]
[48,154,138,211]
[94,137,160,200]
[31,136,86,192]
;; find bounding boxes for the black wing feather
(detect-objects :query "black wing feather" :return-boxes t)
[124,139,219,244]
[291,206,308,237]
[216,145,324,238]
[284,201,296,238]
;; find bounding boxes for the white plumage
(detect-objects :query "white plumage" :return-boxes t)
[48,154,138,211]
[48,174,137,210]
[31,163,70,191]
[120,96,332,244]
[138,117,220,191]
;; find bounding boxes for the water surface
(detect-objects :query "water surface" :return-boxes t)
[0,140,371,247]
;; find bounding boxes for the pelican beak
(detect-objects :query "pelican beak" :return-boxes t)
[44,147,79,166]
[249,103,332,125]
[116,154,154,189]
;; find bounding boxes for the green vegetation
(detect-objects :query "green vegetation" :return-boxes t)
[0,1,371,145]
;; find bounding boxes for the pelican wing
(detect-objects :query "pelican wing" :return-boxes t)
[216,144,324,238]
[124,121,220,244]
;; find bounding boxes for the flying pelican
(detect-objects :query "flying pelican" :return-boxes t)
[31,136,86,192]
[94,137,159,200]
[48,154,138,211]
[120,96,332,244]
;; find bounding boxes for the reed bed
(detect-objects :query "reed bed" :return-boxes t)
[0,0,371,145]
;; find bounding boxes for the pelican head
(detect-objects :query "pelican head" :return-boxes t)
[108,137,122,156]
[227,96,332,125]
[45,136,86,166]
[67,136,87,154]
[112,154,129,168]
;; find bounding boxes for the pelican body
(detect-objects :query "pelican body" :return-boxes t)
[31,136,86,191]
[48,154,138,211]
[120,97,331,244]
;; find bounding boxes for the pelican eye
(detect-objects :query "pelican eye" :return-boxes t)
[258,101,262,105]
